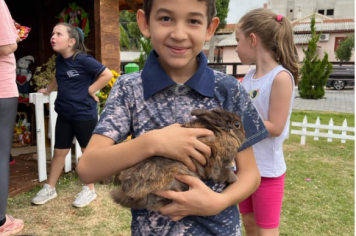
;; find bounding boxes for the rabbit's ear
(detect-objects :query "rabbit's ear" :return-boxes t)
[191,109,210,117]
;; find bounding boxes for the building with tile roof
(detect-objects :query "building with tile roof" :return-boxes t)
[210,14,354,69]
[267,0,354,21]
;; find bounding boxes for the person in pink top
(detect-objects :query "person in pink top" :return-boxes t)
[0,0,25,235]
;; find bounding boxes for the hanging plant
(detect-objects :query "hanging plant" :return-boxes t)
[58,3,90,37]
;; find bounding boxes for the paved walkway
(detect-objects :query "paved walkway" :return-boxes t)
[293,88,354,114]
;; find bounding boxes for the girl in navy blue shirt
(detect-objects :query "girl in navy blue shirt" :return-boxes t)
[32,23,113,207]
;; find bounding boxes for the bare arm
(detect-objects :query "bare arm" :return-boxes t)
[218,147,260,208]
[88,68,113,97]
[77,133,155,184]
[0,43,17,56]
[77,124,213,184]
[263,71,293,137]
[156,146,261,221]
[37,78,58,94]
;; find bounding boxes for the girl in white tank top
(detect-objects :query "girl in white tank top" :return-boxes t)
[235,8,300,235]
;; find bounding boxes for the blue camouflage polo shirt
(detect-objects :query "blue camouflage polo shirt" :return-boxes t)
[94,50,269,236]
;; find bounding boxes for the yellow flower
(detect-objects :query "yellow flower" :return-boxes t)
[111,70,119,78]
[98,70,120,115]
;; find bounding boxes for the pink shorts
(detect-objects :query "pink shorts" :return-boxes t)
[238,173,286,229]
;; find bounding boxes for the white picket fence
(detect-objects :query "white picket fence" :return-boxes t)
[290,116,355,145]
[29,92,82,182]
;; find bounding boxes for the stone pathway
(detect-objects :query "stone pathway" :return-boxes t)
[293,88,354,114]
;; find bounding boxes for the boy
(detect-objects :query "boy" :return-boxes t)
[77,0,269,235]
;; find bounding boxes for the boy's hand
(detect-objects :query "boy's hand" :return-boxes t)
[149,124,213,172]
[155,174,226,221]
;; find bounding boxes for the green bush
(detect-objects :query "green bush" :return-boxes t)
[335,34,355,62]
[299,15,332,99]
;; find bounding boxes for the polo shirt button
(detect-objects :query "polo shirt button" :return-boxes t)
[174,84,186,96]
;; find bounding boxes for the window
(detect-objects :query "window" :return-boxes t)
[327,9,334,16]
[334,37,346,51]
[318,9,325,15]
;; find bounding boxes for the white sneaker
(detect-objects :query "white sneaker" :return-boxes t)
[72,186,97,208]
[31,184,57,205]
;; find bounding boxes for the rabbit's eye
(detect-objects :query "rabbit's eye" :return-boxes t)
[234,121,240,128]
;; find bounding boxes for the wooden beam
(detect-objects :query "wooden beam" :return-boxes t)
[119,4,143,11]
[124,0,138,12]
[94,0,102,62]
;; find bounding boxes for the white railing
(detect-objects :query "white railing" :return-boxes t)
[291,116,355,145]
[29,92,82,182]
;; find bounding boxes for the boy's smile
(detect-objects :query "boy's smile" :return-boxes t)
[137,0,219,83]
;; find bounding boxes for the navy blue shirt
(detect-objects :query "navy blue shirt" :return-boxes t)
[55,53,106,120]
[94,50,269,235]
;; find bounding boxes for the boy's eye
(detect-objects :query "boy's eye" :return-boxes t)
[189,19,201,25]
[160,16,172,22]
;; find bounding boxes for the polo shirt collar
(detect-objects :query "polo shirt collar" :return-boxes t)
[141,50,215,100]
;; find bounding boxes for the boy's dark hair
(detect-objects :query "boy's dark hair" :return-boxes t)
[56,22,88,60]
[143,0,217,26]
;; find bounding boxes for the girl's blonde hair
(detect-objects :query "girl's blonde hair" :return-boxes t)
[238,8,299,85]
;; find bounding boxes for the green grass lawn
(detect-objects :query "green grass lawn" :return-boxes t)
[6,110,354,235]
[281,111,354,236]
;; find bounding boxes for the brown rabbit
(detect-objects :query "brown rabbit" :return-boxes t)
[111,109,245,211]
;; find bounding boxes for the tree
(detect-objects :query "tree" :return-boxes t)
[120,11,140,50]
[120,24,130,50]
[299,14,333,99]
[335,34,355,62]
[216,0,229,31]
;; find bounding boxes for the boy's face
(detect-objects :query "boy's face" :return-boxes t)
[138,0,218,74]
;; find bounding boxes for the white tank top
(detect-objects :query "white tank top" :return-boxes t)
[242,65,295,177]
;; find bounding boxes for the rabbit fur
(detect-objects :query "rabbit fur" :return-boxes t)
[111,109,245,211]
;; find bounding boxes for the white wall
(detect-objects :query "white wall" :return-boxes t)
[334,0,355,19]
[268,0,355,20]
[120,51,141,62]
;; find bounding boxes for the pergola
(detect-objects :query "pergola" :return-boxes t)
[96,0,143,72]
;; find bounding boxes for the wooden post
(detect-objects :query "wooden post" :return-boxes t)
[341,119,347,144]
[314,117,320,141]
[30,92,81,182]
[30,93,48,182]
[301,116,307,145]
[95,0,121,72]
[327,118,334,142]
[49,93,57,158]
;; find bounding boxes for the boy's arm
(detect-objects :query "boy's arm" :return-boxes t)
[263,71,293,136]
[156,146,260,221]
[77,125,213,184]
[77,133,155,184]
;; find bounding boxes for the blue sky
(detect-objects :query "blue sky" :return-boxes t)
[226,0,267,23]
